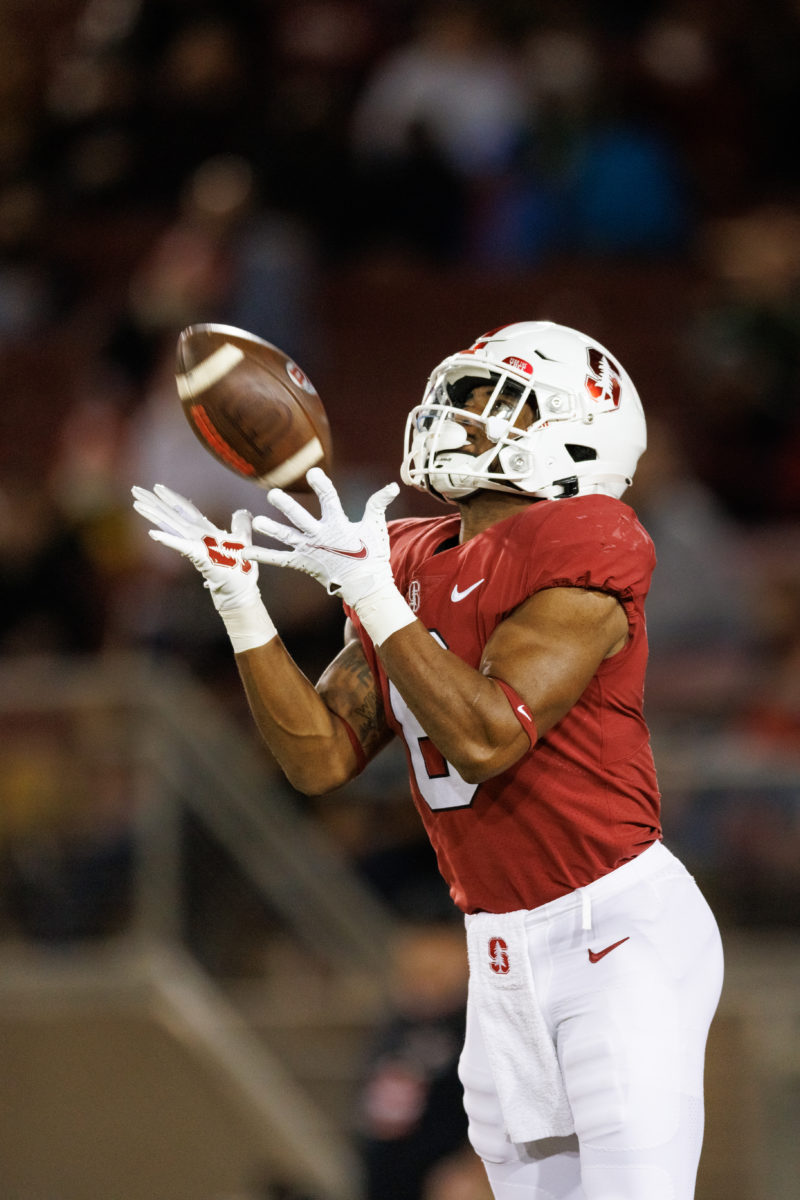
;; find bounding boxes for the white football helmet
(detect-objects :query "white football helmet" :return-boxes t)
[401,321,647,502]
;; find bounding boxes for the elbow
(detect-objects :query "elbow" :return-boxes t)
[283,763,353,797]
[280,744,360,796]
[284,769,323,796]
[451,748,511,786]
[458,760,515,786]
[450,731,532,785]
[455,761,495,786]
[268,726,362,797]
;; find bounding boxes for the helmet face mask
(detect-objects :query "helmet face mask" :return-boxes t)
[401,321,647,504]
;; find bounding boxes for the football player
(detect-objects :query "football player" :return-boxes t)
[133,321,724,1199]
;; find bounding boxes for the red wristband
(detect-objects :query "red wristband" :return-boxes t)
[338,714,367,772]
[490,677,538,750]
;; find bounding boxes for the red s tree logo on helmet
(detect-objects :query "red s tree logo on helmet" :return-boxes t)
[488,936,510,974]
[585,348,621,409]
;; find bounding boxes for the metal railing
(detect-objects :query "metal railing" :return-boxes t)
[0,651,398,974]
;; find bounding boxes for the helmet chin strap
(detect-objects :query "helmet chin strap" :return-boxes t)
[428,448,500,500]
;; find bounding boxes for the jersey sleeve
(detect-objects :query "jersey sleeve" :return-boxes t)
[523,497,655,604]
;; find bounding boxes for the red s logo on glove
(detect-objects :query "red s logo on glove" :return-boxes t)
[204,535,253,572]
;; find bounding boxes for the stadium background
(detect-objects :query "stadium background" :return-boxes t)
[1,1,799,1197]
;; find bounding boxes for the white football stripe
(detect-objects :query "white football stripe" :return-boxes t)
[176,343,245,399]
[258,437,325,489]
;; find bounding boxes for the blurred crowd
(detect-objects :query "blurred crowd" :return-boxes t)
[1,3,800,1193]
[2,0,800,596]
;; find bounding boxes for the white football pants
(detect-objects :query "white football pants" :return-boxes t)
[458,841,723,1199]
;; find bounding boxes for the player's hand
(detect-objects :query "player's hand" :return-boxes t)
[246,468,398,606]
[131,484,261,614]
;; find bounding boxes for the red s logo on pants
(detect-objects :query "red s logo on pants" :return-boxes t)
[489,936,510,974]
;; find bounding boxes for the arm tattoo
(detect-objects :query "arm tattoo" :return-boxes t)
[318,639,391,758]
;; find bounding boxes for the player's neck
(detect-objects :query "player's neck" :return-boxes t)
[456,491,537,543]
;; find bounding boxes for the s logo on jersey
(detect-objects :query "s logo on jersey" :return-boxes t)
[488,936,510,975]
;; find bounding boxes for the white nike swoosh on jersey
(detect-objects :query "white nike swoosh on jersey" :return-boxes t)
[451,578,485,603]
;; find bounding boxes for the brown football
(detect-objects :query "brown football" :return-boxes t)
[175,323,332,492]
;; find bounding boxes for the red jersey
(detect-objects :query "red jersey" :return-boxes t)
[347,495,661,914]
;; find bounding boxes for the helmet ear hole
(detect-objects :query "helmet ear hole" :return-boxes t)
[565,444,597,462]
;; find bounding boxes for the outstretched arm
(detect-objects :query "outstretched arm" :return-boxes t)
[131,484,389,795]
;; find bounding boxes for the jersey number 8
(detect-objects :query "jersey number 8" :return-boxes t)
[388,630,479,812]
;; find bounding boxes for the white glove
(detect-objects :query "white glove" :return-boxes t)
[246,468,416,646]
[131,483,277,652]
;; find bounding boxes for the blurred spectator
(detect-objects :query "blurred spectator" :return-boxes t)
[684,203,800,520]
[474,18,599,265]
[351,2,525,180]
[546,13,693,258]
[474,13,691,265]
[626,416,751,655]
[0,180,55,337]
[0,711,134,943]
[631,2,755,215]
[356,921,470,1200]
[0,470,107,655]
[738,565,800,754]
[107,153,252,385]
[41,15,142,215]
[730,0,800,197]
[625,416,753,719]
[263,0,382,229]
[348,1,527,262]
[121,1,267,210]
[107,151,318,386]
[566,111,690,256]
[47,360,138,575]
